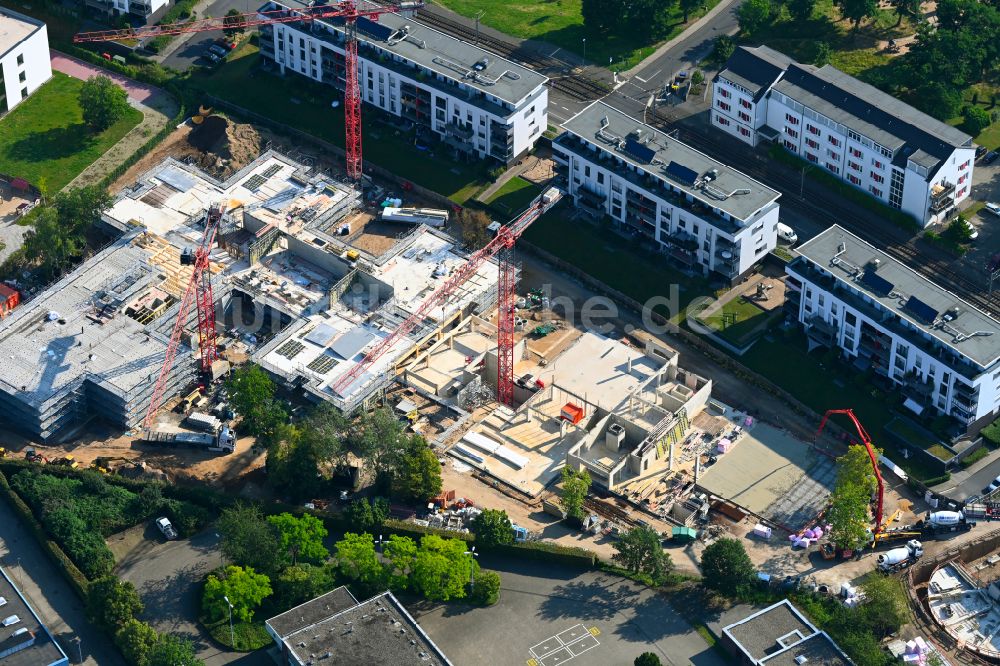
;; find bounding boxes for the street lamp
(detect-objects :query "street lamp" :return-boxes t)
[464,546,478,589]
[73,637,82,664]
[375,534,386,554]
[223,595,235,648]
[582,38,586,63]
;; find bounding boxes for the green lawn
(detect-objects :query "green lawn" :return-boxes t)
[202,615,271,651]
[434,0,722,71]
[188,44,489,203]
[885,418,952,461]
[696,297,775,346]
[0,72,143,191]
[523,204,713,321]
[486,176,541,217]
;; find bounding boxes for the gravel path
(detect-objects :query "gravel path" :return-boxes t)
[49,51,181,191]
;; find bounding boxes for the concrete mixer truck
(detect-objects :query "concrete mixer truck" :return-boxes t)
[921,511,976,537]
[876,540,923,573]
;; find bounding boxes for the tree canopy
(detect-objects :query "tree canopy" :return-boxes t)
[344,497,390,531]
[470,508,515,548]
[218,503,287,574]
[827,444,878,551]
[412,534,477,602]
[222,9,245,37]
[613,526,672,584]
[737,0,772,35]
[202,565,273,623]
[335,532,387,596]
[700,538,755,596]
[560,467,591,523]
[635,653,663,666]
[146,633,203,666]
[267,512,330,565]
[79,75,130,131]
[392,435,443,502]
[834,0,878,28]
[227,365,287,444]
[86,576,143,633]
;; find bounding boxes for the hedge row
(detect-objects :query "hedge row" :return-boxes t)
[983,418,1000,449]
[0,469,90,598]
[494,540,598,569]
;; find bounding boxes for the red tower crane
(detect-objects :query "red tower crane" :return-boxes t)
[143,204,226,430]
[330,190,562,404]
[816,408,886,534]
[73,1,415,182]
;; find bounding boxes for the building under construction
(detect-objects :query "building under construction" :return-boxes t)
[0,151,499,442]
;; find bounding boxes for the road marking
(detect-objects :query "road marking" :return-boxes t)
[634,75,648,83]
[529,624,601,666]
[589,627,600,636]
[527,660,539,666]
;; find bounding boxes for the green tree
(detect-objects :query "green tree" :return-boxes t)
[738,0,772,34]
[203,565,273,623]
[914,81,963,120]
[344,497,390,531]
[710,35,736,64]
[560,467,591,523]
[147,634,203,666]
[470,508,514,548]
[116,619,158,666]
[471,569,502,605]
[827,482,871,551]
[86,576,143,632]
[22,206,81,280]
[834,0,878,29]
[457,208,493,250]
[412,535,477,601]
[700,538,756,596]
[788,0,817,21]
[267,512,329,565]
[383,534,418,591]
[679,0,706,22]
[613,526,672,584]
[813,41,832,66]
[222,8,245,37]
[635,653,663,666]
[218,503,287,574]
[392,436,443,502]
[79,75,130,131]
[335,532,386,595]
[836,444,879,497]
[350,408,408,480]
[945,215,974,243]
[581,0,625,32]
[962,104,991,135]
[858,575,908,637]
[891,0,921,25]
[227,365,287,444]
[272,563,337,609]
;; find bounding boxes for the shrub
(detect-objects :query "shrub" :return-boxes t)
[86,576,143,633]
[471,570,502,606]
[982,418,1000,448]
[961,446,989,468]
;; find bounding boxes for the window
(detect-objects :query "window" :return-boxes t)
[806,138,819,150]
[738,111,751,123]
[870,172,885,184]
[826,163,839,174]
[828,136,841,147]
[739,126,751,138]
[806,152,818,163]
[20,87,27,99]
[958,173,968,184]
[806,124,820,136]
[18,72,25,83]
[784,140,798,152]
[872,158,883,169]
[716,115,731,127]
[785,127,799,139]
[871,186,883,197]
[959,159,970,171]
[827,150,840,161]
[957,186,967,198]
[848,161,861,172]
[584,166,591,177]
[717,100,731,112]
[847,174,861,186]
[718,88,731,98]
[597,172,604,184]
[16,54,23,66]
[740,98,751,109]
[849,147,862,158]
[785,113,799,125]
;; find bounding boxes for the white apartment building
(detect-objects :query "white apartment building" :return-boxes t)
[256,2,548,165]
[83,0,172,25]
[551,102,781,281]
[0,8,51,114]
[712,46,975,228]
[787,225,1000,431]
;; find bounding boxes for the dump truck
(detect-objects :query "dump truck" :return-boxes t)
[876,539,923,572]
[140,426,235,454]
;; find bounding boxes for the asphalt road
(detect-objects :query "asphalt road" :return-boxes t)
[944,457,1000,501]
[411,556,726,666]
[0,498,125,666]
[161,0,253,71]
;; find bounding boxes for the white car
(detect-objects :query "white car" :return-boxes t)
[964,219,979,241]
[156,517,178,540]
[984,202,1000,217]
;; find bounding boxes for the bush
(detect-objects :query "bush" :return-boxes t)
[961,446,989,468]
[982,418,1000,448]
[471,570,501,606]
[86,576,143,633]
[493,541,596,568]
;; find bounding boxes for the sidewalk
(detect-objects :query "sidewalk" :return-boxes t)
[50,51,180,190]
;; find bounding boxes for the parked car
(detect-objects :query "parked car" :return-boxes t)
[155,517,178,540]
[964,219,979,241]
[216,37,237,50]
[776,222,798,245]
[203,51,221,64]
[208,43,228,58]
[984,203,1000,217]
[984,151,999,164]
[982,475,1000,495]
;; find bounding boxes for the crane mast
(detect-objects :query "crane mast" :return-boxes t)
[816,408,886,534]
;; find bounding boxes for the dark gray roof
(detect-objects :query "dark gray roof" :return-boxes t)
[716,45,793,100]
[280,591,452,666]
[560,101,780,222]
[0,567,69,666]
[266,586,358,639]
[724,600,816,662]
[770,62,971,175]
[793,225,1000,369]
[760,632,852,666]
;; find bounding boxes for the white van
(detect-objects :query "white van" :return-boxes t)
[776,222,798,245]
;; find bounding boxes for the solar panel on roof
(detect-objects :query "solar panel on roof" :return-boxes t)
[243,174,267,191]
[664,161,699,186]
[860,269,894,296]
[623,138,655,164]
[357,17,392,41]
[904,295,938,323]
[157,166,197,192]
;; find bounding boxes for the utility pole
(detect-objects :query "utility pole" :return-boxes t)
[582,37,586,63]
[474,10,484,44]
[73,637,83,664]
[224,596,235,648]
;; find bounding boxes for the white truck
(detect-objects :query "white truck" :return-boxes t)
[140,425,235,454]
[877,539,923,572]
[922,510,975,537]
[156,517,178,540]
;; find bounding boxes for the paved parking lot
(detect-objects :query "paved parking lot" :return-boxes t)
[410,557,726,666]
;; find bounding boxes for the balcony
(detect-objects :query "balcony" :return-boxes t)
[805,316,837,348]
[931,181,956,200]
[444,122,474,140]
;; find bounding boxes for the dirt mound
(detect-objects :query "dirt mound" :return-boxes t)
[188,115,229,151]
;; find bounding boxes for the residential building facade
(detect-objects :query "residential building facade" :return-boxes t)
[552,101,781,281]
[257,2,548,165]
[786,225,1000,431]
[0,9,51,114]
[713,46,975,227]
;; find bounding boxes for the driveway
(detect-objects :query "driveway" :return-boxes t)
[410,556,725,666]
[161,0,254,71]
[116,528,271,666]
[0,497,126,665]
